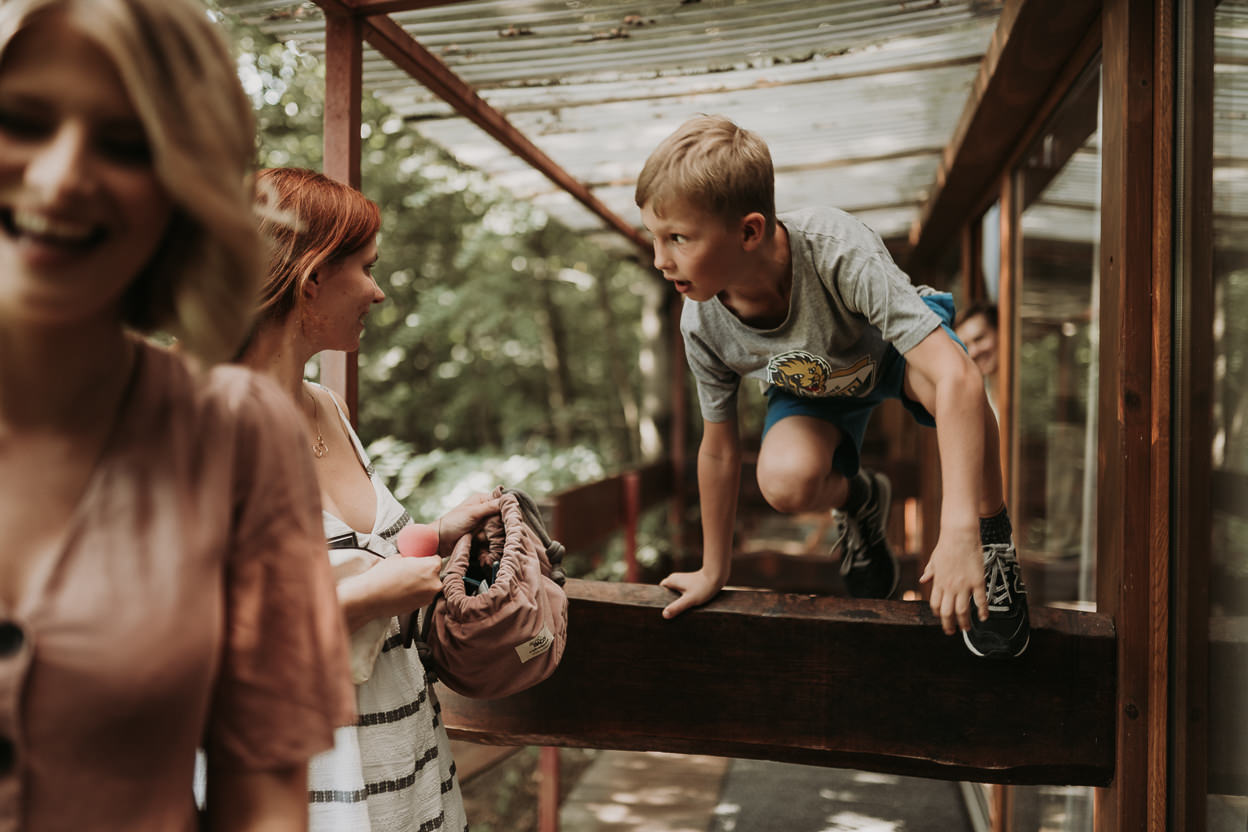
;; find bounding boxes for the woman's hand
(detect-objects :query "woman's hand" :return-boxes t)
[338,554,443,633]
[435,493,502,554]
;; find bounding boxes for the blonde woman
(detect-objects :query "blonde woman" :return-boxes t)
[243,167,498,832]
[0,2,355,830]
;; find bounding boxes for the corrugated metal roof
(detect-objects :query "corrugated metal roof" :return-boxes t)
[218,0,1006,250]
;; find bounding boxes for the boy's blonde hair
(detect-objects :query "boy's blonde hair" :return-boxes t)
[0,0,262,364]
[635,114,776,236]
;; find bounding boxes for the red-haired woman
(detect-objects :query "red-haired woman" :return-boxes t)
[241,167,495,831]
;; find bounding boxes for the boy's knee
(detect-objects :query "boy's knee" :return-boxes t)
[757,463,844,514]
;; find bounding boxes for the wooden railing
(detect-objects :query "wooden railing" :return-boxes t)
[539,459,676,583]
[440,461,1127,832]
[441,580,1117,787]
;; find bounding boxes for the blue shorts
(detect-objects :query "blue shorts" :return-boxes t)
[761,293,964,478]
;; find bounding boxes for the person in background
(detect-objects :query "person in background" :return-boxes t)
[954,301,1000,410]
[0,2,356,831]
[242,166,497,832]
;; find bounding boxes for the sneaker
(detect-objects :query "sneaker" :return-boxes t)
[963,541,1031,659]
[832,470,898,599]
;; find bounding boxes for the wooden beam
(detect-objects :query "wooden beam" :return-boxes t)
[906,0,1100,271]
[439,580,1117,787]
[997,171,1018,517]
[1097,0,1167,828]
[1148,2,1176,828]
[1171,0,1215,824]
[357,15,652,258]
[321,13,363,422]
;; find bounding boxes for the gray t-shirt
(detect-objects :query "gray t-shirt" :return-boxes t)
[682,206,941,423]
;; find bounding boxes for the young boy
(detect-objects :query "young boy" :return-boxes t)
[636,115,1028,658]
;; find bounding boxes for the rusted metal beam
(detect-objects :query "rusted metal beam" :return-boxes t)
[307,0,651,257]
[439,580,1117,786]
[356,15,651,257]
[320,13,363,422]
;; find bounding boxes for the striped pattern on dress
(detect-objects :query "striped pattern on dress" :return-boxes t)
[308,386,468,832]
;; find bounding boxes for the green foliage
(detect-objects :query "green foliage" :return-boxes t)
[364,437,606,519]
[210,8,669,573]
[212,9,655,464]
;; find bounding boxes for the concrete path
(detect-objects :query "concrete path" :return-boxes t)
[559,751,731,832]
[559,751,976,832]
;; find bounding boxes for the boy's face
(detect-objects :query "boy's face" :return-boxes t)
[640,198,743,302]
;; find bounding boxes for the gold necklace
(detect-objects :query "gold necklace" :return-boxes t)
[304,387,328,459]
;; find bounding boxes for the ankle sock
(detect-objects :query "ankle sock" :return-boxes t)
[979,506,1013,545]
[843,470,872,514]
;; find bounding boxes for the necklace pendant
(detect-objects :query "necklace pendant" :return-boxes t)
[312,436,328,458]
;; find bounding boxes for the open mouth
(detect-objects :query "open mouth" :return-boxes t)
[2,208,105,253]
[671,279,692,294]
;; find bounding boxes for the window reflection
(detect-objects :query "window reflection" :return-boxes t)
[1209,0,1248,823]
[996,60,1102,832]
[1014,63,1102,608]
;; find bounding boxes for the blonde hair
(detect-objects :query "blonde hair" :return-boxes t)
[635,114,776,236]
[0,0,262,364]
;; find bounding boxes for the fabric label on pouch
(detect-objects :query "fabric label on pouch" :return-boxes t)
[515,626,554,663]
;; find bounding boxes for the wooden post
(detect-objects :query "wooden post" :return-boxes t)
[1169,0,1213,826]
[538,746,560,832]
[1097,0,1171,829]
[668,293,689,567]
[989,169,1016,832]
[623,471,641,583]
[321,13,362,422]
[996,172,1018,516]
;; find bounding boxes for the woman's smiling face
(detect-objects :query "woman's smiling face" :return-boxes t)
[0,13,173,326]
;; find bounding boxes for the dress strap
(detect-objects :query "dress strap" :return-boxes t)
[307,381,373,475]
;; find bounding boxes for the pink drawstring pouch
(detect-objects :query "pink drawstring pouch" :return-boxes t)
[418,488,568,700]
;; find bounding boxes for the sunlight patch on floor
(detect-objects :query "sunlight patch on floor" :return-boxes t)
[818,811,901,832]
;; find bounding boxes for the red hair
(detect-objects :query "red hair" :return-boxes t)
[253,167,381,324]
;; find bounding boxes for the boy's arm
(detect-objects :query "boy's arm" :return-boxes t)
[903,329,991,635]
[659,417,741,619]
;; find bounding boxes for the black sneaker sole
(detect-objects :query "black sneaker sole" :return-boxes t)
[961,626,1030,659]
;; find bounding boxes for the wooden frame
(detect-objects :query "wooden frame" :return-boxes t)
[321,13,364,420]
[298,1,1228,829]
[1096,0,1171,829]
[906,0,1102,271]
[1170,0,1214,825]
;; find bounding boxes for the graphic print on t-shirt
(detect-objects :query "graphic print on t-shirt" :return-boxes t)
[768,351,876,398]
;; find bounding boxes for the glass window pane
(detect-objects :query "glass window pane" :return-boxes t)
[1014,62,1102,609]
[1005,59,1102,832]
[1209,0,1248,824]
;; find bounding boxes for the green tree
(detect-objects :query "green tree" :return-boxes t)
[211,7,663,510]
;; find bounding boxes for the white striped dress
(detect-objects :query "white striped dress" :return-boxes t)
[307,388,468,832]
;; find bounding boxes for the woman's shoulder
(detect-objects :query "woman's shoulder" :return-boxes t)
[133,339,301,443]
